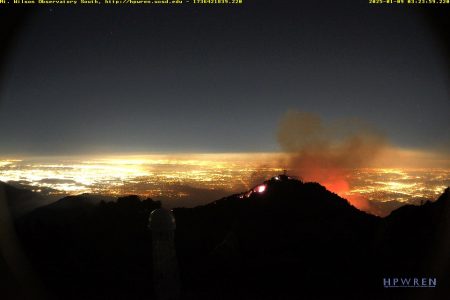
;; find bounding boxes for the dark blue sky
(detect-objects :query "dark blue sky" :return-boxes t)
[0,1,448,155]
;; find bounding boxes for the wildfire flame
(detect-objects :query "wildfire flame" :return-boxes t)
[256,185,266,193]
[277,110,385,212]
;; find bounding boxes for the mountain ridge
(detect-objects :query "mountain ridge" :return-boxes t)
[2,179,449,299]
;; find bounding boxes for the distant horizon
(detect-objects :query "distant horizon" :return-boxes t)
[1,152,449,216]
[0,1,449,218]
[1,144,449,168]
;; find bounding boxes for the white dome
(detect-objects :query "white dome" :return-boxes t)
[149,208,176,231]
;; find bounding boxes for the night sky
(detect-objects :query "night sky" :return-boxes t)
[0,1,448,155]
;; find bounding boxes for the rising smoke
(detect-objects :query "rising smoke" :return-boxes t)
[277,110,388,210]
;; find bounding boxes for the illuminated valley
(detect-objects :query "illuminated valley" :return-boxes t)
[1,155,449,215]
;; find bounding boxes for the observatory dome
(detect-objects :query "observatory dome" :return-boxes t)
[149,208,176,231]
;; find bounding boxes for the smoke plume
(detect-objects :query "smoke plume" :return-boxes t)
[277,110,388,210]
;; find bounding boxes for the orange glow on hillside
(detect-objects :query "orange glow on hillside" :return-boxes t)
[0,151,448,215]
[256,185,267,193]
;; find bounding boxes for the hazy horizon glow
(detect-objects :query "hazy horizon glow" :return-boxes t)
[1,151,449,216]
[0,153,282,198]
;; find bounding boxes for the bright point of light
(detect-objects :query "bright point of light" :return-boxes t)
[256,185,266,193]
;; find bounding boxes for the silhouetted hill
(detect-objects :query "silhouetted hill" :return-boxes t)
[27,193,116,225]
[16,195,161,300]
[0,181,55,217]
[172,179,449,299]
[9,180,450,299]
[43,193,115,210]
[376,188,450,279]
[174,178,380,299]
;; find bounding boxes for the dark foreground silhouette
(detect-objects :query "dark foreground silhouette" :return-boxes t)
[2,178,449,299]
